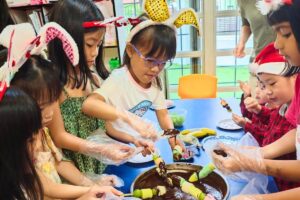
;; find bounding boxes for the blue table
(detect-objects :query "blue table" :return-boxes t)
[104,98,278,198]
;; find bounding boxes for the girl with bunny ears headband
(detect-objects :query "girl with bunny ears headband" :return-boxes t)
[83,0,201,155]
[0,22,79,101]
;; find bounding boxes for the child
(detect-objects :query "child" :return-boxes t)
[46,0,143,174]
[0,87,44,200]
[82,0,201,152]
[0,23,123,199]
[233,81,275,145]
[237,43,300,191]
[212,0,300,198]
[0,87,121,200]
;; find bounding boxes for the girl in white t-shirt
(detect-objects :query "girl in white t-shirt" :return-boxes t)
[83,1,200,153]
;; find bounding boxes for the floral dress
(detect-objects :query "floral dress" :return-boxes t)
[35,128,62,183]
[60,88,107,174]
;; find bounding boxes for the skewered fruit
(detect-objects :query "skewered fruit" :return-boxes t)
[180,177,206,200]
[132,186,167,199]
[173,145,183,160]
[188,172,199,182]
[199,163,216,179]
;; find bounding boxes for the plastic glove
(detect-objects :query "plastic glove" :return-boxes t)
[80,141,135,165]
[211,143,266,175]
[133,138,155,156]
[232,113,248,128]
[244,97,262,114]
[114,109,159,141]
[231,195,263,200]
[168,136,186,152]
[238,80,251,98]
[87,173,124,188]
[76,185,123,200]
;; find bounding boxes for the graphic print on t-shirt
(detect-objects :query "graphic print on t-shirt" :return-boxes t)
[129,100,152,117]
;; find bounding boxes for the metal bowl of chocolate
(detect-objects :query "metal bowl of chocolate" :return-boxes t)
[131,163,229,200]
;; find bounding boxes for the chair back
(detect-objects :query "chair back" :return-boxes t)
[178,74,217,99]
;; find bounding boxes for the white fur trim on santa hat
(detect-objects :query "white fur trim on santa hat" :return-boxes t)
[248,62,260,75]
[256,62,286,75]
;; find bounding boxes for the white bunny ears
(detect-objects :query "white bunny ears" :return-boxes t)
[0,22,79,100]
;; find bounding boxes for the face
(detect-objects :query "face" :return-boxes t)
[273,22,300,66]
[84,29,105,68]
[126,44,171,88]
[39,102,56,127]
[258,73,296,106]
[254,83,269,105]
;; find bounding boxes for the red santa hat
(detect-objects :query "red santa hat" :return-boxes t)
[248,42,292,76]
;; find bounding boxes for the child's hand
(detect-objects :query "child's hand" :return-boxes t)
[232,113,247,128]
[77,185,123,200]
[244,97,262,114]
[238,80,251,98]
[81,142,135,165]
[133,139,155,156]
[168,137,186,152]
[94,174,124,187]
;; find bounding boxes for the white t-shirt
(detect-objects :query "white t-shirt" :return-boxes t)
[94,66,167,117]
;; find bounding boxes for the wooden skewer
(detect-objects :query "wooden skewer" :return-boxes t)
[122,193,133,197]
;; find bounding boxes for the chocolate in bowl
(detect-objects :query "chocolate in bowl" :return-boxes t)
[131,163,229,200]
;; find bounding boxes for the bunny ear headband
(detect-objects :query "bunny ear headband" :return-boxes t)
[0,22,79,101]
[257,0,293,15]
[82,0,200,43]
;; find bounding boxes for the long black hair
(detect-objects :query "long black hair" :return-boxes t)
[0,0,14,34]
[267,0,300,50]
[11,55,62,105]
[0,87,43,200]
[48,0,109,90]
[123,15,177,90]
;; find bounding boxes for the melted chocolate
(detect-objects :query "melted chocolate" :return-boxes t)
[133,163,228,200]
[162,129,180,137]
[213,149,227,157]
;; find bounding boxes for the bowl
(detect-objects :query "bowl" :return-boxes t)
[169,108,187,127]
[131,163,229,200]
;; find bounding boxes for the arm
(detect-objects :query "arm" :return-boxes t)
[155,109,173,130]
[38,170,90,199]
[82,93,125,121]
[56,161,94,186]
[233,188,300,200]
[234,24,251,58]
[47,101,88,151]
[262,128,296,159]
[156,109,185,150]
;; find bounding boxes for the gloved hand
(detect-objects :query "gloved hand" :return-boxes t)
[244,97,262,114]
[211,143,266,175]
[114,109,158,141]
[76,185,123,200]
[168,136,186,153]
[231,194,263,200]
[133,138,155,156]
[232,113,249,128]
[79,141,135,165]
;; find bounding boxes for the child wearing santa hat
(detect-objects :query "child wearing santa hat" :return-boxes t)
[223,43,300,191]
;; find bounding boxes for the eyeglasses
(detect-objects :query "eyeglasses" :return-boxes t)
[130,44,173,70]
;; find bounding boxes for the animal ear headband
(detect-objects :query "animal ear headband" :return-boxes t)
[82,0,200,43]
[257,0,293,15]
[126,0,200,42]
[0,22,79,100]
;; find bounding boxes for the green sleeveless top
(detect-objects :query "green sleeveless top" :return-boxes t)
[60,88,106,174]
